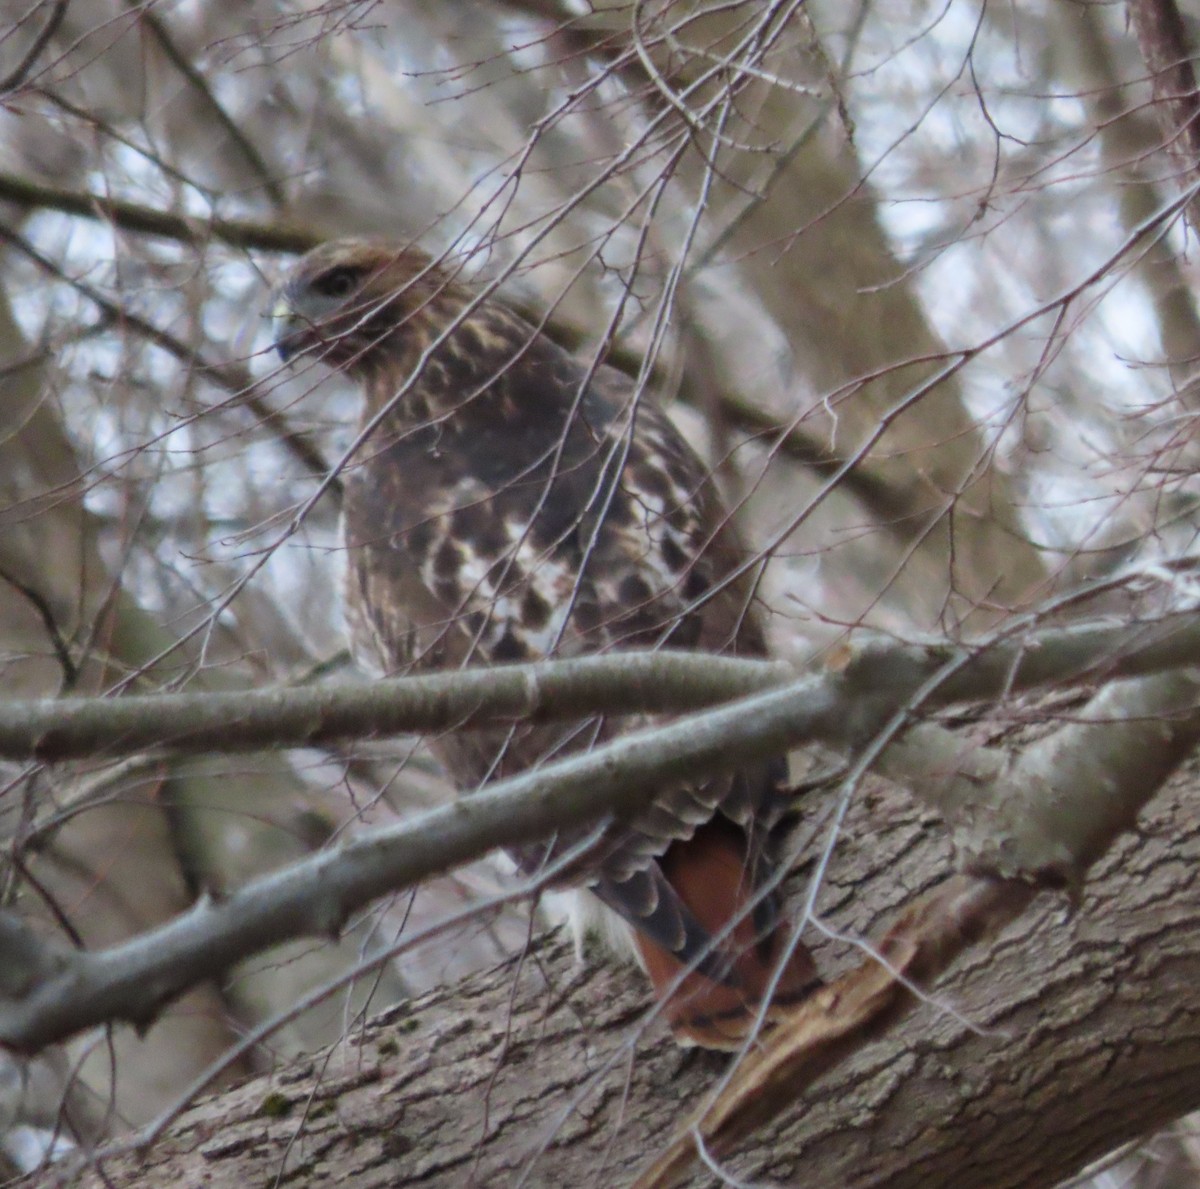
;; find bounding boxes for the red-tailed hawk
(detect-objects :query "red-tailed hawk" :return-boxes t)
[273,240,817,1048]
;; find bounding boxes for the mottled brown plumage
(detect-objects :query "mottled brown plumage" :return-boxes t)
[273,239,817,1047]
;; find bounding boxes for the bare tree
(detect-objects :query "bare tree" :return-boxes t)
[0,1,1199,1186]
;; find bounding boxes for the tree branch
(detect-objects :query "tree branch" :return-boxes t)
[0,221,335,489]
[46,772,1200,1189]
[2,605,1200,762]
[2,652,788,762]
[0,664,843,1053]
[963,668,1200,877]
[0,0,68,95]
[133,8,287,210]
[4,599,1200,1054]
[0,173,318,253]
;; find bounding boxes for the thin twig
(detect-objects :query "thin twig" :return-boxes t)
[0,220,335,489]
[0,0,68,95]
[132,7,286,209]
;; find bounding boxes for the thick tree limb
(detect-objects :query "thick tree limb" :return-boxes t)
[42,772,1200,1189]
[962,669,1200,877]
[2,668,845,1053]
[1,652,787,761]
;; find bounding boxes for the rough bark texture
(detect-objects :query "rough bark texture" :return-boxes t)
[42,760,1200,1189]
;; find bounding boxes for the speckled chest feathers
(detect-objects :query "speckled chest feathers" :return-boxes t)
[341,301,759,685]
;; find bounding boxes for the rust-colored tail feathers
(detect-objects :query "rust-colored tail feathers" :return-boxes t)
[631,821,818,1050]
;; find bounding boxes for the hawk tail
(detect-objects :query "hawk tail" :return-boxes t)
[630,820,820,1051]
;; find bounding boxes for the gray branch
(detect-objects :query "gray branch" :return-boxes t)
[963,669,1200,880]
[3,603,1200,1052]
[0,671,843,1052]
[2,609,1200,761]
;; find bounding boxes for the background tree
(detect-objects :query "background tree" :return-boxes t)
[0,1,1199,1186]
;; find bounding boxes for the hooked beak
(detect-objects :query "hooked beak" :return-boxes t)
[271,290,301,362]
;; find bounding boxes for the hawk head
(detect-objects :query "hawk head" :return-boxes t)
[272,239,469,375]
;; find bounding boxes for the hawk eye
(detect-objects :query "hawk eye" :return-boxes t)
[312,267,360,299]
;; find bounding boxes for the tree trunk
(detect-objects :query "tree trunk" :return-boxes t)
[54,766,1200,1189]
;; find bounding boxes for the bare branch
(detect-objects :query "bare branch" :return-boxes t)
[43,773,1200,1189]
[0,173,318,253]
[134,9,286,210]
[4,602,1200,1054]
[0,0,68,95]
[0,665,840,1053]
[1,603,1200,762]
[2,652,788,762]
[962,668,1200,878]
[0,222,334,489]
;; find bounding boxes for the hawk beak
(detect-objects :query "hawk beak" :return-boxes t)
[271,293,299,361]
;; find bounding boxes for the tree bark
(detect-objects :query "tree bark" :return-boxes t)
[47,765,1200,1189]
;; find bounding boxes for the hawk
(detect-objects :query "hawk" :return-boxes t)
[273,240,818,1048]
